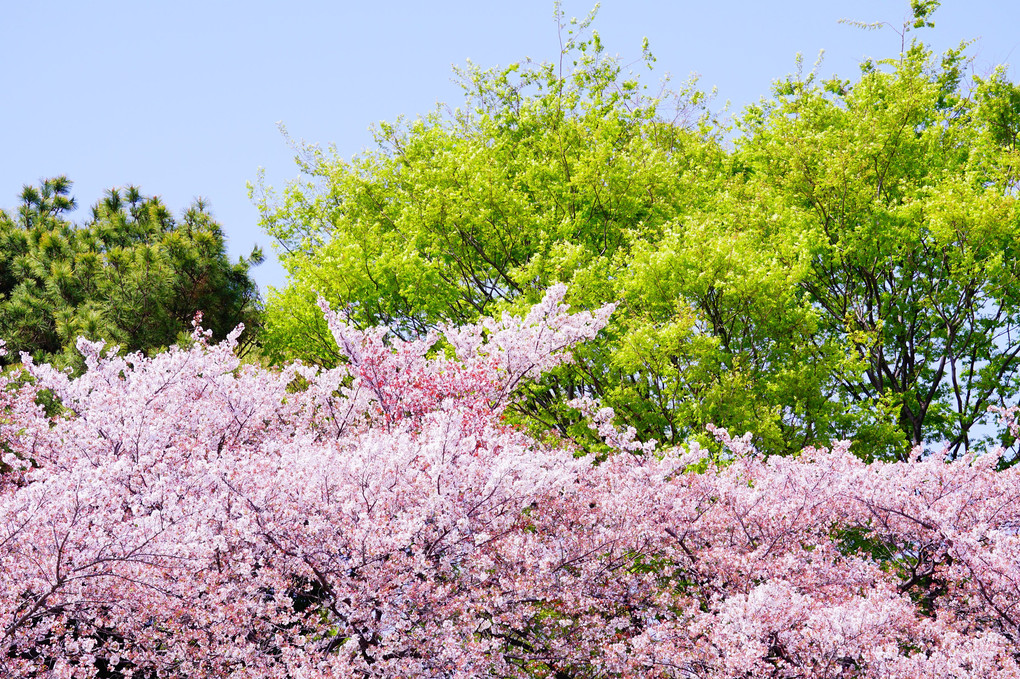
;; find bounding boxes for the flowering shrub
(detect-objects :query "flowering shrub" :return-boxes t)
[2,286,1019,678]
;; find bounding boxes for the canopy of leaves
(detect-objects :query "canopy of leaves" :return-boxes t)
[258,7,1020,460]
[0,177,263,371]
[733,41,1020,458]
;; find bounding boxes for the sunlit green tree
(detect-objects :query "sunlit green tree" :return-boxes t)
[731,19,1020,456]
[257,3,1020,459]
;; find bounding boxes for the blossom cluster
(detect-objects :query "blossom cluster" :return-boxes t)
[2,286,1019,678]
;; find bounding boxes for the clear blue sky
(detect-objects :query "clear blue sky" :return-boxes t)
[2,1,1018,295]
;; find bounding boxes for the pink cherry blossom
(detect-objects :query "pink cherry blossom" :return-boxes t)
[1,287,1019,678]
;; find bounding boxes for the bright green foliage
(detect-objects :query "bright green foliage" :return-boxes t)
[733,41,1020,458]
[0,177,263,371]
[257,21,699,350]
[256,13,837,455]
[257,8,1020,459]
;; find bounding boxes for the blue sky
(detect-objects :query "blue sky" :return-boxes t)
[2,1,1018,294]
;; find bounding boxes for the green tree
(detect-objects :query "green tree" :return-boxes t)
[257,5,1020,459]
[0,177,263,371]
[732,35,1020,457]
[255,9,842,455]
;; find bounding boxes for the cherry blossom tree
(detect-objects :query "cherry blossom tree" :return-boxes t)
[2,286,1020,678]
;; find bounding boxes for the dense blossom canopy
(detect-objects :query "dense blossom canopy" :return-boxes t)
[2,287,1020,678]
